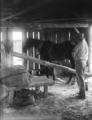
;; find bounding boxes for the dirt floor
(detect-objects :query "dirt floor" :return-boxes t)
[0,77,92,120]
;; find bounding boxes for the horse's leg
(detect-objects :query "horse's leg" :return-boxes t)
[66,74,73,84]
[52,68,56,81]
[45,66,55,80]
[43,66,50,97]
[45,67,49,78]
[66,73,76,85]
[46,65,56,80]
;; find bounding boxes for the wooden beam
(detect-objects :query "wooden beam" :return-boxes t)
[0,49,92,77]
[41,23,89,28]
[11,51,76,74]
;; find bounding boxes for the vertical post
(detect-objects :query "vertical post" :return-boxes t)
[38,55,40,74]
[38,31,41,75]
[69,32,71,40]
[8,89,14,105]
[6,27,10,67]
[35,31,41,93]
[55,32,58,43]
[44,85,48,97]
[33,47,35,70]
[27,50,30,70]
[26,32,30,71]
[32,32,36,71]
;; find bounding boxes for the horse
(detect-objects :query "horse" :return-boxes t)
[23,38,75,83]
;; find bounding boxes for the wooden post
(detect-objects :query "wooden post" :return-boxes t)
[32,47,35,70]
[38,31,41,74]
[55,32,58,43]
[32,31,36,71]
[32,31,40,92]
[0,84,8,101]
[27,50,30,70]
[35,31,41,93]
[26,32,30,71]
[8,89,14,105]
[44,85,48,97]
[69,32,71,40]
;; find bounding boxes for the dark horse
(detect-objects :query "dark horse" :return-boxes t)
[23,39,75,83]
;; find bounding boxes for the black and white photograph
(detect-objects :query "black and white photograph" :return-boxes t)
[0,0,92,120]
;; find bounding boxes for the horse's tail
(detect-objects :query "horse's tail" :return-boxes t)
[23,38,44,52]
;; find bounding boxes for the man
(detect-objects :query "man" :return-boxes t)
[72,33,89,99]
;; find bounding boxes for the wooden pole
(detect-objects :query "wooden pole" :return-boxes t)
[0,49,92,77]
[37,31,41,74]
[27,50,30,70]
[12,51,76,73]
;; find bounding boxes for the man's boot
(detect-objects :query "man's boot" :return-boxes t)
[77,90,86,99]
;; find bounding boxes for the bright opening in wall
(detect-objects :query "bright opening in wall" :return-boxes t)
[33,32,35,39]
[12,31,23,66]
[38,32,40,39]
[12,31,22,41]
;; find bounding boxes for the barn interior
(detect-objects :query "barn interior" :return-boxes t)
[0,0,92,120]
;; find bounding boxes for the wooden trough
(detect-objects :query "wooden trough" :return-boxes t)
[0,65,54,103]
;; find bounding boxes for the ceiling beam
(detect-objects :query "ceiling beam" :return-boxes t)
[39,23,89,28]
